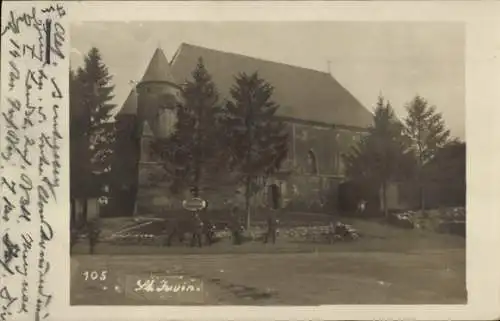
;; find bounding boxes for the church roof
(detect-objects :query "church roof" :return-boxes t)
[117,48,177,116]
[170,43,373,129]
[140,48,177,84]
[117,89,138,116]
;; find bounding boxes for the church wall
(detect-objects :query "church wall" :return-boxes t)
[135,162,176,214]
[125,52,369,217]
[279,174,343,213]
[291,123,337,176]
[274,121,365,213]
[132,119,366,216]
[282,121,365,177]
[109,115,141,217]
[137,82,180,137]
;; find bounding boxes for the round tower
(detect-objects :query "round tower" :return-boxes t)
[135,48,181,215]
[136,47,181,162]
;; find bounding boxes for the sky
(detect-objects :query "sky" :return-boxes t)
[70,21,465,140]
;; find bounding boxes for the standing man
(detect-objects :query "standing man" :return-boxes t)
[263,211,278,244]
[327,220,337,244]
[190,212,204,247]
[229,206,242,245]
[357,199,367,215]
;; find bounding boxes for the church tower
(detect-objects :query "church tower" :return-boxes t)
[134,48,181,215]
[112,48,182,217]
[137,47,181,142]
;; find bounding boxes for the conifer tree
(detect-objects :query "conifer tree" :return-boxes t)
[70,69,87,225]
[222,72,289,229]
[343,95,413,217]
[79,47,116,177]
[153,58,228,197]
[403,95,450,212]
[69,47,116,222]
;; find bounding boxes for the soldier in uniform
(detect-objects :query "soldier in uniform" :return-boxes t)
[200,199,215,245]
[327,220,337,244]
[190,212,204,247]
[357,199,367,215]
[263,211,278,244]
[229,206,242,245]
[264,183,281,244]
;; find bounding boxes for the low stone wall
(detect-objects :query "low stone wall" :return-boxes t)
[389,207,466,237]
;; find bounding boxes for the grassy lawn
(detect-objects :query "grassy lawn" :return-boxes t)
[71,216,466,305]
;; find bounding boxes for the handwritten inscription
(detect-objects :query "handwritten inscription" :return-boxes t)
[1,3,66,320]
[0,233,21,275]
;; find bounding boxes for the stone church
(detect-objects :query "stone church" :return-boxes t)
[112,43,374,217]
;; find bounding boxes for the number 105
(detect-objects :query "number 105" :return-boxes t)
[82,270,108,281]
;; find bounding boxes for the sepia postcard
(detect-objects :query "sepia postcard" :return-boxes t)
[1,1,500,321]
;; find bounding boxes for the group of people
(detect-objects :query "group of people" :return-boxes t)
[228,206,279,245]
[163,204,280,248]
[163,195,364,248]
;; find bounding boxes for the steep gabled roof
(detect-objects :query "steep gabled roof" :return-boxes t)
[116,89,138,116]
[141,48,177,84]
[170,43,373,129]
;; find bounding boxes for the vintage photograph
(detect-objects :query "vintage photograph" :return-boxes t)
[69,21,466,305]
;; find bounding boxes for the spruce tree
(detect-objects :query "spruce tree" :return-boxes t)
[152,58,228,197]
[222,72,289,229]
[70,47,116,222]
[79,47,116,177]
[403,95,450,212]
[343,95,413,217]
[70,68,87,225]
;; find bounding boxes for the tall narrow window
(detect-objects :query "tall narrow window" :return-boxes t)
[337,152,346,176]
[307,149,318,175]
[149,141,156,161]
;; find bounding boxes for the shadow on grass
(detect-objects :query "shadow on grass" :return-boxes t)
[209,277,275,301]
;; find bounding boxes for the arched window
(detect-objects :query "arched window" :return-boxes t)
[307,149,318,175]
